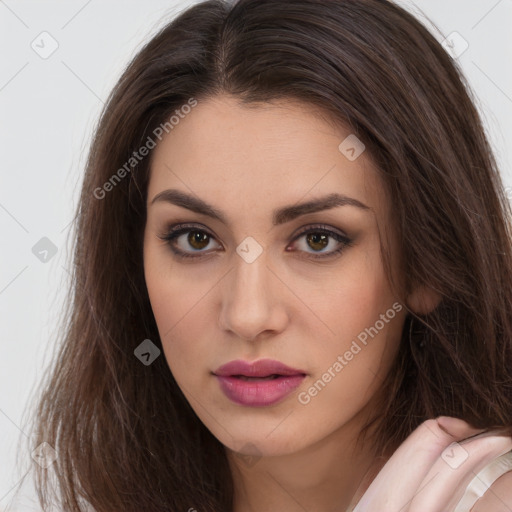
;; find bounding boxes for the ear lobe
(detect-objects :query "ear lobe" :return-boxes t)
[406,284,443,314]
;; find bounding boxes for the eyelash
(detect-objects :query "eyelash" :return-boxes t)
[157,223,354,261]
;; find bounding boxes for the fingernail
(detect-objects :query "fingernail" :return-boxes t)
[436,416,481,437]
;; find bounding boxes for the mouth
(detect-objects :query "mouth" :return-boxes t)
[214,373,306,406]
[212,361,307,407]
[231,373,303,380]
[213,358,307,379]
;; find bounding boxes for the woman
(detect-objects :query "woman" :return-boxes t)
[24,0,512,510]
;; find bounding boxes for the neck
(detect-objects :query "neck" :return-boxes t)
[227,415,388,512]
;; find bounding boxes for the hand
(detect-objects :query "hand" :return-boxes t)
[352,416,512,512]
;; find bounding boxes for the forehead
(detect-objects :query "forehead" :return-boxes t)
[147,94,388,224]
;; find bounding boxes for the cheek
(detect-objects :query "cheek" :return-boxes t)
[145,273,205,391]
[304,244,404,397]
[297,284,404,429]
[317,244,397,345]
[144,234,200,335]
[143,241,218,378]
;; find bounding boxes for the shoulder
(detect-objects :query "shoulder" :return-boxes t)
[471,471,512,511]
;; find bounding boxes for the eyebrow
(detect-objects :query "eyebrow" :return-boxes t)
[150,188,371,226]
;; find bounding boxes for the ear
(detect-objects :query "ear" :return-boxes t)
[406,284,442,314]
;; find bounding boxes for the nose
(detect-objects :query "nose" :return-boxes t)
[218,247,289,341]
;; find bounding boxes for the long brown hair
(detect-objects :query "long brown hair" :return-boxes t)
[19,0,512,510]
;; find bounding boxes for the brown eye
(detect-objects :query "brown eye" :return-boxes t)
[305,232,329,252]
[157,224,222,260]
[188,231,210,250]
[288,224,354,260]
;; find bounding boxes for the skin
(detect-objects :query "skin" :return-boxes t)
[142,94,511,511]
[472,471,512,511]
[352,417,512,511]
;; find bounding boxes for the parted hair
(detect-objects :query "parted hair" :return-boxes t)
[20,1,512,511]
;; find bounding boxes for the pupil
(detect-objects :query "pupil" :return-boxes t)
[307,233,328,251]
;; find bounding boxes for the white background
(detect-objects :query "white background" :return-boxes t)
[1,0,511,509]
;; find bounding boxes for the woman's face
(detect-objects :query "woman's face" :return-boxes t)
[143,94,407,457]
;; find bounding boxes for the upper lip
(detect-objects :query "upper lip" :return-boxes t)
[213,358,306,378]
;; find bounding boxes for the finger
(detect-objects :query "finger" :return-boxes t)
[407,431,512,512]
[436,416,487,440]
[352,417,486,512]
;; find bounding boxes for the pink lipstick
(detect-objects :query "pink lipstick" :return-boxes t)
[213,358,306,407]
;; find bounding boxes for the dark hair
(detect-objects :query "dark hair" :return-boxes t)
[20,0,512,510]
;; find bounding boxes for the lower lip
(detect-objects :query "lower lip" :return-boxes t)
[215,374,306,407]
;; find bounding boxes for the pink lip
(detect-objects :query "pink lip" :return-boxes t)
[213,358,307,407]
